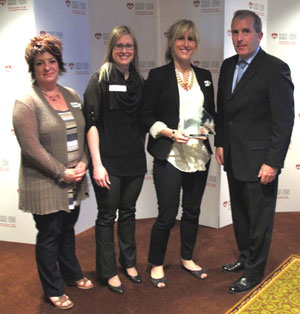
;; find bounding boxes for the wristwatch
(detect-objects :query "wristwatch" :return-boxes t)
[171,130,176,141]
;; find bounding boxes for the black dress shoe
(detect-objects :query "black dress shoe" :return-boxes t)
[222,261,244,273]
[108,282,124,294]
[123,268,142,284]
[180,261,207,280]
[150,276,167,288]
[228,277,260,294]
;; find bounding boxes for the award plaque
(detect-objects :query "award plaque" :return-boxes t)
[184,107,215,137]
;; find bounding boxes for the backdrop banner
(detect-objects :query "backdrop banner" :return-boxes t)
[1,0,298,244]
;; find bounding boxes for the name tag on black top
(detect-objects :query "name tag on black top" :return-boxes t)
[109,85,127,92]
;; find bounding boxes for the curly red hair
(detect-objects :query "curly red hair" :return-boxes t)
[25,34,66,79]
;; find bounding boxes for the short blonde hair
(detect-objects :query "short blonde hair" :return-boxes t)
[165,19,200,62]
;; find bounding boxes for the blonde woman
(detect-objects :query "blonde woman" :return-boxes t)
[140,19,216,288]
[83,25,146,294]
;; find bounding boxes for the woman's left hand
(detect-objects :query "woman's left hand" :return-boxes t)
[175,130,190,143]
[162,128,189,144]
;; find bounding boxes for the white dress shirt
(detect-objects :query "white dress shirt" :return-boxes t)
[150,68,210,172]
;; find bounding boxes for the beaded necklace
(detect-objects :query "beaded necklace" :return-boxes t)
[42,92,61,101]
[41,87,61,102]
[175,68,194,91]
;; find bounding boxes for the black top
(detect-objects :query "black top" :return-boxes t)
[140,62,216,160]
[83,68,146,176]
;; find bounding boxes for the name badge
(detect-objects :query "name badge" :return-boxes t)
[109,85,127,92]
[70,102,81,109]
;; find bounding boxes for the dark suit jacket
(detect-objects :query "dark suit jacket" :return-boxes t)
[140,61,216,160]
[215,48,294,182]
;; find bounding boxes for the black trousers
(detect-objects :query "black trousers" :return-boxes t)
[227,171,278,280]
[33,207,83,297]
[148,159,209,266]
[93,175,144,279]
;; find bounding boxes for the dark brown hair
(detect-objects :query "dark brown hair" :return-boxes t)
[25,34,66,79]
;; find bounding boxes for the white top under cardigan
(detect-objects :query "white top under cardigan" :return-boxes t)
[150,68,210,172]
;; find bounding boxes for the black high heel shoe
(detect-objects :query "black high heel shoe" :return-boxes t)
[180,260,207,280]
[99,277,124,294]
[123,267,142,284]
[148,265,167,288]
[150,276,167,288]
[108,282,124,294]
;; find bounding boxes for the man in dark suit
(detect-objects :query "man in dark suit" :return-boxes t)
[215,10,294,294]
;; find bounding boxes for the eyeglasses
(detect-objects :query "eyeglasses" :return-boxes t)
[114,44,134,51]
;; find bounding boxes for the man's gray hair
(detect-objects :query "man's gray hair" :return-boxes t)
[232,10,262,33]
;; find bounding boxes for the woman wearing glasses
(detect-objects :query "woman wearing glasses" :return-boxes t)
[83,25,146,294]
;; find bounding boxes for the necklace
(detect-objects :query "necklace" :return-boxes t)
[175,68,194,91]
[43,92,61,101]
[40,87,61,101]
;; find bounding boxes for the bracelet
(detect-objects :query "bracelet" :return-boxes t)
[171,129,176,141]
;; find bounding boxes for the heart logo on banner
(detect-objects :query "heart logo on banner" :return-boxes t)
[227,29,232,36]
[163,32,168,38]
[193,0,200,7]
[95,33,102,40]
[69,63,74,70]
[65,0,71,7]
[271,33,278,39]
[5,65,11,72]
[127,3,134,9]
[296,165,300,170]
[0,0,6,6]
[249,2,253,9]
[193,60,200,67]
[223,201,228,207]
[40,31,46,36]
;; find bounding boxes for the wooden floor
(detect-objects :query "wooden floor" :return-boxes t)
[1,212,299,314]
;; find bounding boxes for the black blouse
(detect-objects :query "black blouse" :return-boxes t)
[83,70,146,177]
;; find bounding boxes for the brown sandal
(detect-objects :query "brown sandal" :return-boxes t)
[67,277,93,290]
[49,294,74,310]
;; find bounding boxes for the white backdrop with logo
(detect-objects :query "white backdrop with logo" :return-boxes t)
[267,0,300,211]
[88,0,300,229]
[0,0,36,243]
[0,0,299,244]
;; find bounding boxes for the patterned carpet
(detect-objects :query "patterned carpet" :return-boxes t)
[226,255,300,314]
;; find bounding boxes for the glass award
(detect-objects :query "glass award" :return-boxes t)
[184,107,215,137]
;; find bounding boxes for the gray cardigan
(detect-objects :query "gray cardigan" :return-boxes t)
[13,82,89,215]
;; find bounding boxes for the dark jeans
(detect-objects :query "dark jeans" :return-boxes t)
[227,171,278,280]
[148,159,209,266]
[33,206,83,297]
[93,175,144,279]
